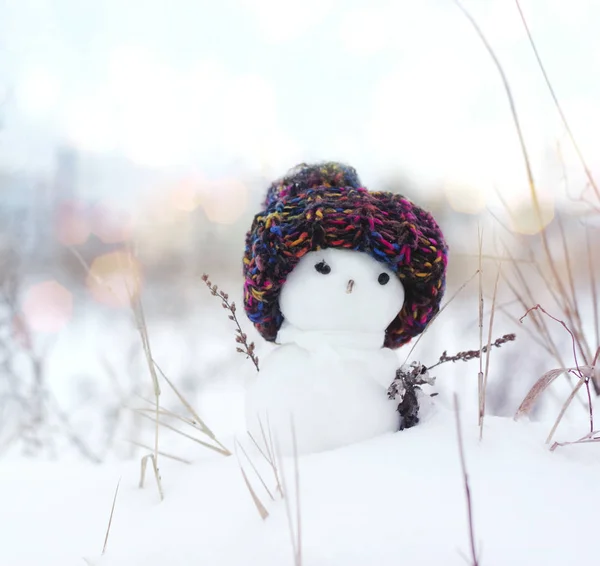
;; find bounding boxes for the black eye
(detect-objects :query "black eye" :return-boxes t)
[315,260,331,275]
[378,273,390,285]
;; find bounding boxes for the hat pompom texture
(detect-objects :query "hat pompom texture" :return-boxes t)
[243,162,448,349]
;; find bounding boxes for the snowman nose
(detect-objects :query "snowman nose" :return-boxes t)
[346,279,355,294]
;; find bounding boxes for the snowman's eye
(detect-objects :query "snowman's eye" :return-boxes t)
[315,260,331,275]
[378,273,390,285]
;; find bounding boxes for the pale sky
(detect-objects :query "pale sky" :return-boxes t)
[0,0,599,209]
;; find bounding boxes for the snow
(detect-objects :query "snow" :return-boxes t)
[278,248,405,334]
[1,401,599,566]
[245,340,400,456]
[246,249,404,455]
[2,267,597,566]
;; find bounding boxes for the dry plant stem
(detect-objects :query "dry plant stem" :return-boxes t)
[294,422,302,566]
[235,439,275,501]
[530,252,591,365]
[251,414,284,497]
[496,200,573,372]
[453,0,543,226]
[234,440,270,520]
[69,244,164,490]
[454,0,596,376]
[480,265,501,439]
[127,441,192,464]
[521,306,596,440]
[501,243,550,336]
[497,305,550,352]
[1,246,95,460]
[514,0,600,203]
[247,435,283,498]
[403,269,480,365]
[453,394,479,566]
[152,362,231,456]
[557,215,584,338]
[102,478,121,555]
[456,252,532,264]
[515,366,588,419]
[277,419,302,566]
[589,348,600,432]
[501,240,587,402]
[551,429,600,451]
[551,221,595,365]
[135,411,230,456]
[201,274,259,372]
[586,229,600,351]
[520,305,583,382]
[522,304,595,421]
[500,250,565,366]
[129,293,164,500]
[477,227,484,427]
[429,334,516,370]
[546,379,585,444]
[499,252,579,402]
[139,454,164,500]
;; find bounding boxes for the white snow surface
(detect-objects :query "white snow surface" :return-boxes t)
[1,402,599,566]
[245,335,400,455]
[279,248,405,334]
[246,249,404,455]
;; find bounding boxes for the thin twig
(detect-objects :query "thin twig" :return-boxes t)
[453,394,479,566]
[403,269,480,364]
[477,227,484,427]
[135,411,230,456]
[520,305,582,379]
[292,419,302,566]
[514,0,600,203]
[550,429,600,451]
[454,0,597,387]
[276,420,302,566]
[235,438,275,501]
[201,274,259,372]
[102,478,121,555]
[546,379,586,444]
[127,440,192,464]
[152,361,231,456]
[428,334,516,370]
[480,264,501,439]
[234,440,269,520]
[586,228,599,356]
[139,454,163,500]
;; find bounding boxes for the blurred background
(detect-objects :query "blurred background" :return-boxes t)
[1,0,599,462]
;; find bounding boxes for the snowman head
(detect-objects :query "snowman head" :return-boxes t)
[279,248,405,334]
[243,162,448,349]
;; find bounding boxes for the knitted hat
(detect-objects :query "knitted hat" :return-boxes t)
[243,162,448,349]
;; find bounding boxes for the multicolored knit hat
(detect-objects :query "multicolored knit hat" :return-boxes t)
[243,162,448,349]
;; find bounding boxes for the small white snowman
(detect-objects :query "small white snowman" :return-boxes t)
[243,162,447,455]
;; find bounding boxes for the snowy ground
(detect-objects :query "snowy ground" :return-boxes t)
[1,270,597,566]
[1,396,598,566]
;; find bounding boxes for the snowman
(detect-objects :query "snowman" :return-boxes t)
[243,162,447,455]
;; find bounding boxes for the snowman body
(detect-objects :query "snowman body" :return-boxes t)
[245,248,404,456]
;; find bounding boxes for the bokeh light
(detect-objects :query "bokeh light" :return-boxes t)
[89,201,133,244]
[169,179,203,212]
[200,178,248,224]
[56,201,91,246]
[443,182,488,215]
[22,280,73,333]
[86,251,142,308]
[509,198,556,235]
